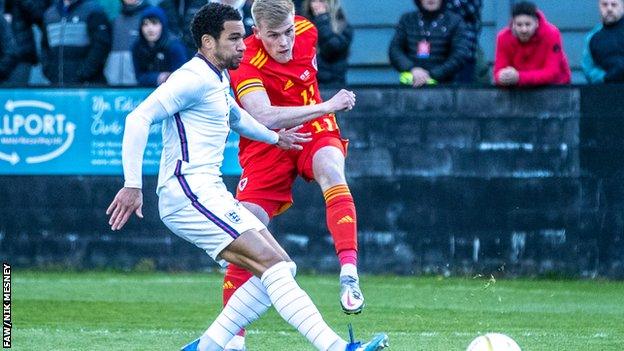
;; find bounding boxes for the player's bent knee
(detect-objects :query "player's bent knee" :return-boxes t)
[220,249,282,277]
[315,167,347,189]
[313,158,346,186]
[220,229,285,273]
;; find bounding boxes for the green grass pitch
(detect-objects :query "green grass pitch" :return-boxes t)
[13,271,624,350]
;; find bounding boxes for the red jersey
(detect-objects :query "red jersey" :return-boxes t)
[229,16,340,165]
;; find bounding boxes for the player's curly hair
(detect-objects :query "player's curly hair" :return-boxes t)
[190,3,242,49]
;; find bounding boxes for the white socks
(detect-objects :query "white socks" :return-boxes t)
[261,261,346,351]
[200,261,346,351]
[223,335,245,350]
[199,276,271,350]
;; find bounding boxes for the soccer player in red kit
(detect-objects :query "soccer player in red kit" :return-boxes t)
[223,0,361,349]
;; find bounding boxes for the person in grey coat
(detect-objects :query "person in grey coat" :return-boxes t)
[105,0,153,85]
[41,0,112,85]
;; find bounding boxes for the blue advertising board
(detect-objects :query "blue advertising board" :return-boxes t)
[0,89,241,175]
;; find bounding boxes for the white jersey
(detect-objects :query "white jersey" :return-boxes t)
[155,57,231,186]
[121,54,279,217]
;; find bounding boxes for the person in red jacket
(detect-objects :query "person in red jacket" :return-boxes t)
[494,1,571,86]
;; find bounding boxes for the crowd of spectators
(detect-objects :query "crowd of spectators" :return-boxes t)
[0,0,622,87]
[390,0,572,88]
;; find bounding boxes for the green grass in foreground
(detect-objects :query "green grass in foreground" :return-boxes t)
[12,271,624,350]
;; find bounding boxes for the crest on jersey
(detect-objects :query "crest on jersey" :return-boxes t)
[312,54,318,71]
[238,177,248,191]
[225,210,242,224]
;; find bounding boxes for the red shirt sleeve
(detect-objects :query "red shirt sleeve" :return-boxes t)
[493,31,512,85]
[229,60,266,101]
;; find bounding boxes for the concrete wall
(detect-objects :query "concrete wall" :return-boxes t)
[1,86,623,277]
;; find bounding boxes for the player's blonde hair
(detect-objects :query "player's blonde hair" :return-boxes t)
[251,0,295,29]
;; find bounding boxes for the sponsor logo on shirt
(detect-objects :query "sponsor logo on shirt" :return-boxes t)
[283,79,294,91]
[299,70,311,81]
[337,215,354,224]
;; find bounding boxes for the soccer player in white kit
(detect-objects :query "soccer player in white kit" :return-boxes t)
[106,3,388,351]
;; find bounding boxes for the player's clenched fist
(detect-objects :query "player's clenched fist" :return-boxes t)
[276,125,312,150]
[326,89,356,112]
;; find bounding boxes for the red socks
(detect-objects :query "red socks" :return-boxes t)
[222,263,253,336]
[338,249,358,266]
[323,184,358,257]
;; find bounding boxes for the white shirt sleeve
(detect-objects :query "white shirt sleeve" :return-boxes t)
[152,69,207,116]
[228,94,279,145]
[122,69,207,188]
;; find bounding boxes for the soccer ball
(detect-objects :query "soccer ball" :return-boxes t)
[466,333,522,351]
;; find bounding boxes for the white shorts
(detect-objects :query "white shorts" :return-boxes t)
[160,178,266,267]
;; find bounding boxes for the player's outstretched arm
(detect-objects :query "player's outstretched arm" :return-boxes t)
[239,88,356,129]
[229,96,312,149]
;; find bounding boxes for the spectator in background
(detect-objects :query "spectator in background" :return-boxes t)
[294,0,304,14]
[389,0,471,88]
[301,0,353,87]
[41,0,112,85]
[4,0,52,85]
[240,0,254,36]
[494,1,570,87]
[105,0,153,86]
[158,0,206,58]
[210,0,254,36]
[446,0,486,83]
[0,10,18,83]
[132,6,186,86]
[583,0,624,84]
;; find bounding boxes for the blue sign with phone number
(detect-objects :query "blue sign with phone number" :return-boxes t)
[0,89,241,175]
